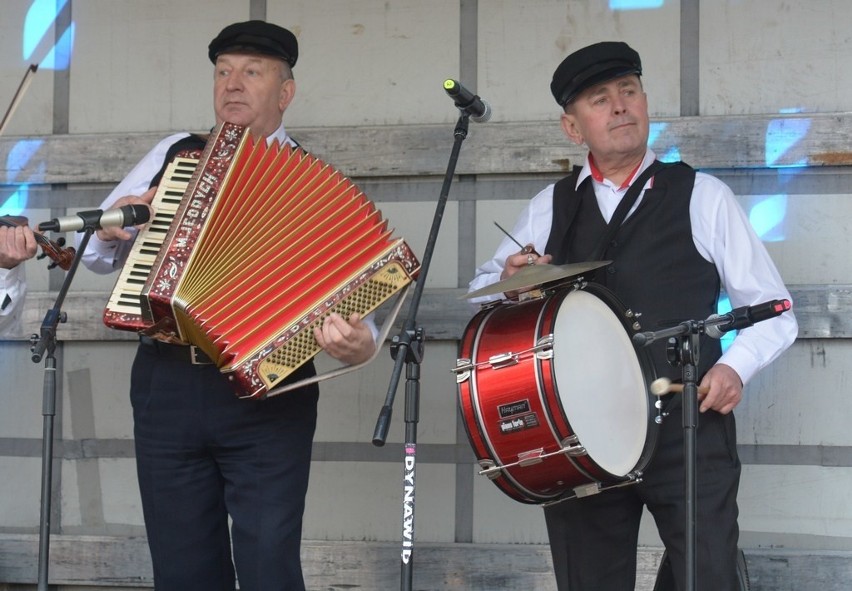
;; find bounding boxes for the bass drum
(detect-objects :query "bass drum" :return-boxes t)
[455,282,658,504]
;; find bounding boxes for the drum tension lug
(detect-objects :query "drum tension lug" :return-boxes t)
[560,435,587,457]
[654,398,668,423]
[477,459,501,480]
[452,358,472,383]
[535,334,554,360]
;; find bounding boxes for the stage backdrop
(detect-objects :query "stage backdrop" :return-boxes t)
[1,0,850,589]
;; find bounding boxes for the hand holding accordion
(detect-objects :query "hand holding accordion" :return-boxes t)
[104,122,420,400]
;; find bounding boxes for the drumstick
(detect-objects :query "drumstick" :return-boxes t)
[493,221,539,255]
[650,377,710,397]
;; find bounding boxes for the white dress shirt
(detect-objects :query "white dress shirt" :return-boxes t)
[0,265,27,337]
[469,149,798,385]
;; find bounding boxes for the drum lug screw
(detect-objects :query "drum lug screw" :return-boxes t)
[560,435,587,457]
[452,358,472,383]
[535,335,554,360]
[477,460,502,480]
[625,309,642,330]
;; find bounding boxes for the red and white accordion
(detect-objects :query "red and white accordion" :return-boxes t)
[104,122,420,399]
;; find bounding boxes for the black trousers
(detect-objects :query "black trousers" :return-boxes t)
[544,402,741,591]
[130,343,319,591]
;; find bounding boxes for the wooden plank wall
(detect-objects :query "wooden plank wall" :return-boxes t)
[3,0,852,589]
[4,112,852,341]
[2,114,852,589]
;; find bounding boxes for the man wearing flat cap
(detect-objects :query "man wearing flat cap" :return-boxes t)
[469,41,797,590]
[81,20,377,591]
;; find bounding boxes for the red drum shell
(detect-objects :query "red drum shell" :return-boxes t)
[457,284,657,504]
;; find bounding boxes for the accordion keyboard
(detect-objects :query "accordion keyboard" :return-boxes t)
[103,157,197,320]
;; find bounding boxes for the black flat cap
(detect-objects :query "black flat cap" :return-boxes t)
[550,41,641,106]
[208,20,298,67]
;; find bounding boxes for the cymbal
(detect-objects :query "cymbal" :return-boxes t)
[464,261,610,299]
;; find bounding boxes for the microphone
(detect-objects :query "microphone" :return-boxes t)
[443,79,492,123]
[704,299,791,339]
[39,204,151,233]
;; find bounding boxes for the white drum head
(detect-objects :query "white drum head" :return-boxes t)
[550,289,649,477]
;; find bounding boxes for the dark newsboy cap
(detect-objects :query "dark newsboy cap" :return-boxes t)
[208,20,298,67]
[550,41,641,106]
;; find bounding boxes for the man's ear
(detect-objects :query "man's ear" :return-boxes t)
[560,112,584,146]
[279,79,297,113]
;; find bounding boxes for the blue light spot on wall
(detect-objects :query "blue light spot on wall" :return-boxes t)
[648,122,666,145]
[6,140,44,184]
[659,147,681,163]
[0,188,29,217]
[24,0,73,70]
[40,23,75,70]
[716,295,734,352]
[648,123,680,162]
[610,0,664,9]
[24,0,61,57]
[749,195,787,242]
[765,117,810,168]
[4,139,44,215]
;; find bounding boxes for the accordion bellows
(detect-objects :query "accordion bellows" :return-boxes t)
[104,122,420,399]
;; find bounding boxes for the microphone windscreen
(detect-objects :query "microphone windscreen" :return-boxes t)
[471,100,492,123]
[126,203,152,225]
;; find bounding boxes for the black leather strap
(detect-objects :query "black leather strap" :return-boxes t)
[589,160,668,261]
[139,335,213,365]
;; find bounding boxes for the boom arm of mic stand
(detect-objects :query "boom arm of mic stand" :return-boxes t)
[372,113,471,447]
[633,321,694,347]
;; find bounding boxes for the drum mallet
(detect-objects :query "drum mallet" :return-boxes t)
[650,377,710,397]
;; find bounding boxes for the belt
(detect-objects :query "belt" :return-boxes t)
[139,335,214,365]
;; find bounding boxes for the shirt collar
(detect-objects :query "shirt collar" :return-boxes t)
[576,148,658,190]
[266,122,296,148]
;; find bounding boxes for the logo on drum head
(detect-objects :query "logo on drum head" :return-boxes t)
[498,399,531,418]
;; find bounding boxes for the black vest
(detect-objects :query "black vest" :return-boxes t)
[546,163,722,380]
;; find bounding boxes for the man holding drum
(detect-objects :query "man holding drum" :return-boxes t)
[468,41,797,590]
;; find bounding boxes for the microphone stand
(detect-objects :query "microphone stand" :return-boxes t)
[634,319,702,591]
[29,228,94,591]
[372,112,472,591]
[634,300,790,591]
